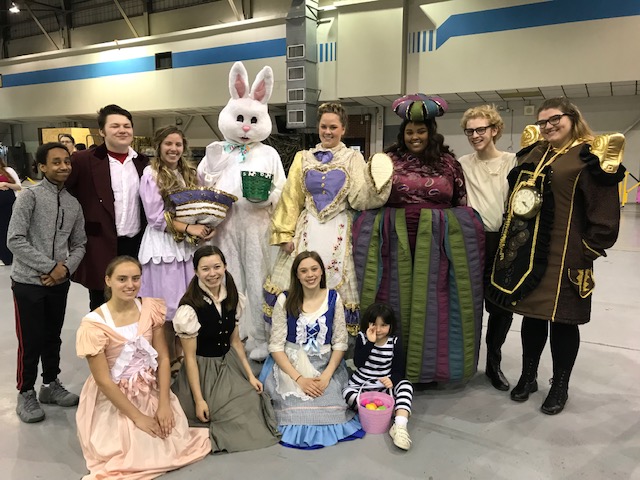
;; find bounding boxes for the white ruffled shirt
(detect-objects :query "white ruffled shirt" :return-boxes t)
[173,281,246,338]
[85,299,158,384]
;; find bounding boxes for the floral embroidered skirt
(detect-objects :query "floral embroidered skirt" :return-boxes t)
[264,209,360,331]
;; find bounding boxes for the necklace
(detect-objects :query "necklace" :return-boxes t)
[476,153,508,176]
[473,152,507,177]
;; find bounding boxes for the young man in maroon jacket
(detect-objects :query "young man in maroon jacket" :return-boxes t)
[66,104,148,310]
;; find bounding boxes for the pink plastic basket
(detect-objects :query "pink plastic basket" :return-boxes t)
[357,381,395,434]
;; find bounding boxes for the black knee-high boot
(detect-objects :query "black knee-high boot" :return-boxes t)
[541,323,579,415]
[511,317,547,402]
[485,310,513,391]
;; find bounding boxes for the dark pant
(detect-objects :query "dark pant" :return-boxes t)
[521,317,580,374]
[0,190,16,265]
[484,232,513,364]
[13,280,70,392]
[88,232,143,311]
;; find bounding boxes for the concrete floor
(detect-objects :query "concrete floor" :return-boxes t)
[1,204,639,480]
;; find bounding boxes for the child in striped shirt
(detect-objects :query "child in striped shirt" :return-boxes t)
[343,303,413,450]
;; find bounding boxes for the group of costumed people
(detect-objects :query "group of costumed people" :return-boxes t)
[13,59,623,479]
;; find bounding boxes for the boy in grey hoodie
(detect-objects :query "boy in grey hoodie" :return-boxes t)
[8,142,87,423]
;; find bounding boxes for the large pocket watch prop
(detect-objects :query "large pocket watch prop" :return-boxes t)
[511,183,543,219]
[487,165,554,308]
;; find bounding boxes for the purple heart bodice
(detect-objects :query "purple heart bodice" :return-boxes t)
[305,169,346,213]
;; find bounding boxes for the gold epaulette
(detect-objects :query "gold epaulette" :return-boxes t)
[589,133,625,174]
[520,125,541,148]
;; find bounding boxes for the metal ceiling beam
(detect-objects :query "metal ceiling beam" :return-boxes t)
[201,115,222,141]
[112,0,139,38]
[0,1,8,59]
[226,0,244,21]
[58,0,71,48]
[141,0,152,37]
[24,1,59,50]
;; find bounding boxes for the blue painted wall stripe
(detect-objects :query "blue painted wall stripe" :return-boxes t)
[436,0,640,49]
[319,43,323,62]
[3,38,286,88]
[172,38,285,68]
[428,29,434,52]
[3,57,155,87]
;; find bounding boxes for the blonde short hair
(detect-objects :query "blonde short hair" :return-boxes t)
[460,104,505,142]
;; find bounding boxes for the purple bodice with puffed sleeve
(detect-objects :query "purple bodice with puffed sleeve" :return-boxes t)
[386,151,467,208]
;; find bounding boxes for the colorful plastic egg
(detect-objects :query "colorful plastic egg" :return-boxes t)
[361,400,369,407]
[374,399,384,407]
[365,403,377,410]
[377,405,387,410]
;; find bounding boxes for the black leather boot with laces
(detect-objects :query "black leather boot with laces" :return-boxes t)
[541,369,570,415]
[510,357,539,402]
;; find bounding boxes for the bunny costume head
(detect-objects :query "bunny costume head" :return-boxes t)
[218,62,274,146]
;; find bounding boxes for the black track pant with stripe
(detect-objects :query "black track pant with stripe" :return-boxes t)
[13,281,70,392]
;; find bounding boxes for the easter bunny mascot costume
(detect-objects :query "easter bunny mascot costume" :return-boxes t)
[198,62,286,361]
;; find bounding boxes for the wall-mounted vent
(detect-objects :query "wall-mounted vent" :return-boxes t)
[287,66,305,81]
[155,52,173,70]
[288,110,305,124]
[288,88,305,102]
[287,44,305,59]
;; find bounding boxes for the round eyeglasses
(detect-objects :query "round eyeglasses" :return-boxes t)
[463,125,493,137]
[534,113,569,129]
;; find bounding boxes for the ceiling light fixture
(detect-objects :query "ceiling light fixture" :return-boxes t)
[9,2,20,13]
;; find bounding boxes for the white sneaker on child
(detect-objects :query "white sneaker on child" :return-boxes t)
[389,424,412,451]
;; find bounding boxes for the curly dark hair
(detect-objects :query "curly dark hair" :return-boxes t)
[385,118,454,164]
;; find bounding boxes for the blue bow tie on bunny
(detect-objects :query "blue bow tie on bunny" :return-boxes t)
[223,141,253,162]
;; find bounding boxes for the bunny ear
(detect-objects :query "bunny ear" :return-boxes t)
[249,66,273,104]
[229,62,249,99]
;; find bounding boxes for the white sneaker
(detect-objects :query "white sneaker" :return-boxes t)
[389,424,412,451]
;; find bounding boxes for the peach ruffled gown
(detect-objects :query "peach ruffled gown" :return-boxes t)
[76,298,210,480]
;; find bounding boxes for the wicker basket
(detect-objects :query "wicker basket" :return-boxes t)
[241,171,273,203]
[168,187,237,227]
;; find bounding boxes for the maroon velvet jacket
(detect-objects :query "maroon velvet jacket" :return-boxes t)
[66,144,148,290]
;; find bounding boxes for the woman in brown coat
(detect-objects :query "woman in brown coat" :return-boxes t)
[487,97,625,414]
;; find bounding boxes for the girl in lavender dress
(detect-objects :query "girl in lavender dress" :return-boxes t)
[138,126,215,368]
[352,94,485,384]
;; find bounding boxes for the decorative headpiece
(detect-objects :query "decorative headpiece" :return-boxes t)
[392,94,448,121]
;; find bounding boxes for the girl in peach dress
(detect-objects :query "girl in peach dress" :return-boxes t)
[76,256,210,480]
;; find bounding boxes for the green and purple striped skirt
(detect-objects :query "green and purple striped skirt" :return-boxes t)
[353,204,485,383]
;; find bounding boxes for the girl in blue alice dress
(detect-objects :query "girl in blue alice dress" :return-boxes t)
[259,250,364,449]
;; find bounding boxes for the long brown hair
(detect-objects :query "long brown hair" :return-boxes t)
[537,97,594,143]
[285,251,327,318]
[151,125,198,204]
[180,245,239,312]
[104,255,142,301]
